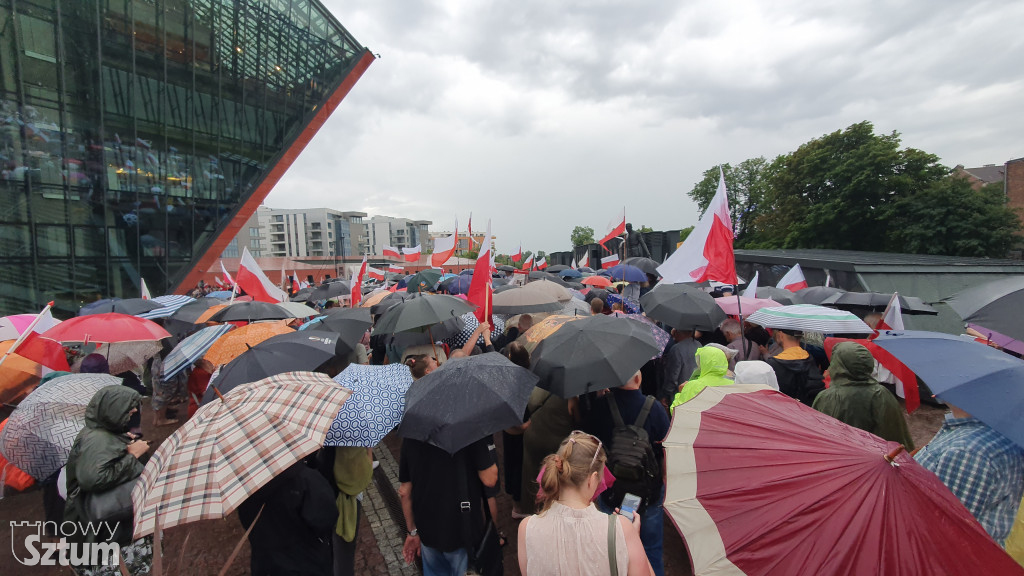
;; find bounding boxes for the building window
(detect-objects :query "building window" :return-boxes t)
[273,215,283,222]
[250,239,261,249]
[249,227,260,236]
[222,238,239,258]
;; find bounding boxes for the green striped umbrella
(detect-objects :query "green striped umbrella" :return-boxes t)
[746,304,873,334]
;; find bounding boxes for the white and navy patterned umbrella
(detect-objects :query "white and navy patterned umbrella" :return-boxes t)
[443,312,506,349]
[138,295,196,319]
[746,304,873,334]
[325,364,414,447]
[162,324,234,380]
[0,373,121,480]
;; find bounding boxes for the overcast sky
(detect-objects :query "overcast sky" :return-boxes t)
[266,0,1024,255]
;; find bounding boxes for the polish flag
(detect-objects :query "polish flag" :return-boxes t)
[579,251,589,269]
[599,208,626,252]
[367,266,385,281]
[388,264,404,274]
[515,255,534,274]
[467,213,477,247]
[351,256,368,308]
[511,244,523,262]
[776,264,808,292]
[536,257,547,270]
[220,261,235,286]
[402,245,422,262]
[467,220,493,325]
[0,303,69,372]
[570,257,577,269]
[431,220,458,267]
[235,247,288,303]
[214,276,225,288]
[291,271,301,294]
[877,293,905,331]
[601,254,620,269]
[742,271,759,298]
[383,245,401,259]
[141,278,152,300]
[657,167,737,284]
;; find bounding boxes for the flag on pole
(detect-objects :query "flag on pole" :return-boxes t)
[742,271,759,298]
[290,271,300,294]
[235,247,288,303]
[351,255,368,308]
[601,254,620,269]
[515,254,534,274]
[825,272,833,288]
[570,256,577,269]
[431,220,458,267]
[536,257,547,270]
[877,293,905,331]
[367,266,385,281]
[579,251,589,269]
[511,244,522,262]
[467,213,477,247]
[214,276,225,288]
[220,261,235,286]
[383,245,401,259]
[0,302,69,372]
[657,167,737,284]
[388,264,404,274]
[402,245,422,262]
[467,220,493,325]
[776,264,808,292]
[141,278,152,300]
[598,207,626,252]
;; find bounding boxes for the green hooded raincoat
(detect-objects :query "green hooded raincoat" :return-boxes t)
[670,346,733,413]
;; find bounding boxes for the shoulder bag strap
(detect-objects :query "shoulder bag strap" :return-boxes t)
[607,513,619,576]
[606,393,625,428]
[454,451,477,559]
[634,395,656,428]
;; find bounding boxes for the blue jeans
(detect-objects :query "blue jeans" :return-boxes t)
[420,544,468,576]
[598,485,666,576]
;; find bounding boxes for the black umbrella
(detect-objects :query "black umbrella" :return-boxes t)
[528,271,572,287]
[546,264,570,273]
[308,282,351,302]
[322,307,373,323]
[202,331,341,402]
[208,301,292,323]
[821,292,937,316]
[373,293,476,334]
[531,315,660,397]
[301,314,371,355]
[398,352,538,453]
[623,257,660,276]
[492,287,563,314]
[755,286,801,305]
[640,283,727,331]
[80,298,163,316]
[583,288,611,303]
[496,265,516,272]
[946,276,1024,340]
[290,287,314,302]
[795,286,846,305]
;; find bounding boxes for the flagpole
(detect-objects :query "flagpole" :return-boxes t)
[0,301,53,370]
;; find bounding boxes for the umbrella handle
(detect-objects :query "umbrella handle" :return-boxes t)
[213,386,226,402]
[883,445,905,464]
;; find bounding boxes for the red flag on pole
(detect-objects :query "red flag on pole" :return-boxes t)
[383,245,401,259]
[601,254,620,269]
[467,220,493,325]
[235,247,288,303]
[657,167,737,284]
[536,257,547,270]
[511,244,522,262]
[598,208,626,252]
[351,255,368,308]
[776,264,809,292]
[431,219,459,267]
[402,245,422,262]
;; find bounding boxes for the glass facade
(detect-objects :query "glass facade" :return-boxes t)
[0,0,368,317]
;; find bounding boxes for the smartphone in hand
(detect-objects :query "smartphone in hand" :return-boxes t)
[618,493,641,522]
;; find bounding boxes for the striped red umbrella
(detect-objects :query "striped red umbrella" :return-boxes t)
[665,385,1022,575]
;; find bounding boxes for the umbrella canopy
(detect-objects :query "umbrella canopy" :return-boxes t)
[715,296,782,317]
[558,268,583,279]
[203,321,293,365]
[398,352,538,453]
[373,294,476,334]
[0,374,120,480]
[136,295,195,319]
[583,288,611,303]
[623,257,660,276]
[0,314,53,341]
[132,371,351,538]
[604,264,647,282]
[166,298,226,324]
[73,341,163,374]
[361,289,393,309]
[326,364,414,447]
[443,312,507,348]
[275,301,320,319]
[162,324,235,381]
[208,301,294,323]
[531,315,660,397]
[205,290,234,299]
[581,275,613,288]
[204,331,341,401]
[194,304,229,324]
[947,276,1024,341]
[43,313,171,343]
[610,311,670,358]
[746,304,873,334]
[821,291,936,316]
[80,298,164,316]
[578,266,595,273]
[493,283,520,294]
[546,264,570,273]
[308,281,351,302]
[754,287,801,305]
[290,287,314,302]
[528,271,572,287]
[299,313,371,354]
[873,330,1024,448]
[78,298,121,316]
[496,265,516,272]
[443,275,474,295]
[557,298,592,317]
[406,269,443,293]
[492,287,563,314]
[665,385,1022,575]
[794,286,846,305]
[640,284,727,331]
[0,340,44,404]
[605,293,640,315]
[522,279,573,303]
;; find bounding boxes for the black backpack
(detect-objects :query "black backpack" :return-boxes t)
[605,394,660,510]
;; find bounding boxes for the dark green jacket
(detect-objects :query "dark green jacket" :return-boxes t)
[812,342,915,450]
[64,385,144,544]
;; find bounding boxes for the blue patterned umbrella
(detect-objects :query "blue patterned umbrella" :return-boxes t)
[0,373,121,479]
[606,293,641,314]
[138,294,196,319]
[163,324,234,380]
[325,364,414,447]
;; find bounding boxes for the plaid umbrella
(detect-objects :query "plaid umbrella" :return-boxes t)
[162,324,234,380]
[137,295,196,319]
[131,371,352,539]
[746,304,873,334]
[203,321,293,365]
[0,374,120,479]
[326,364,414,447]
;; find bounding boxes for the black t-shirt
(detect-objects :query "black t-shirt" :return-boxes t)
[399,437,493,551]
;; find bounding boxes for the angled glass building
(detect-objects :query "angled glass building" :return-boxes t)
[0,0,372,317]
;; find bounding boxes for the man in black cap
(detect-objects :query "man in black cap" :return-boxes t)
[763,329,824,405]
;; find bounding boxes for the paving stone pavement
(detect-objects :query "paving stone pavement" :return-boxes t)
[364,440,421,576]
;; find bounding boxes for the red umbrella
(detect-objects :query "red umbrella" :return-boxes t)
[42,313,171,343]
[665,385,1023,575]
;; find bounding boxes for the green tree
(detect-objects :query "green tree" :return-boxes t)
[687,157,772,246]
[889,178,1020,257]
[639,225,654,233]
[679,226,694,242]
[570,226,595,247]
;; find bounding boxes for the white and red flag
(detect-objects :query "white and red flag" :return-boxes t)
[658,167,737,284]
[431,220,458,267]
[467,220,493,325]
[235,247,288,303]
[516,254,534,274]
[742,271,759,298]
[510,244,522,262]
[467,213,477,247]
[220,261,235,287]
[579,251,589,269]
[290,271,300,293]
[214,276,225,288]
[776,264,808,292]
[351,255,368,307]
[598,208,626,252]
[383,245,401,259]
[601,254,620,269]
[367,266,385,281]
[402,245,422,263]
[877,293,905,331]
[141,278,152,300]
[536,257,547,270]
[0,302,69,372]
[388,264,404,274]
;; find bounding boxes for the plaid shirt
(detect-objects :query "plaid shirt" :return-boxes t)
[916,416,1024,545]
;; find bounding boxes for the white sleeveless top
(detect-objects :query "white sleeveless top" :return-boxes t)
[524,502,630,575]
